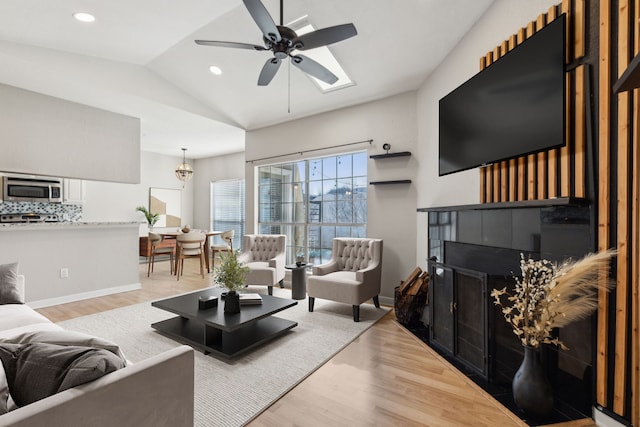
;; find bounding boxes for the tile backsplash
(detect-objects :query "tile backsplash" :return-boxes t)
[0,202,82,222]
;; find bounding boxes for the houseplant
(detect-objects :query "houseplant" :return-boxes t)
[135,206,159,229]
[490,250,615,419]
[213,250,249,314]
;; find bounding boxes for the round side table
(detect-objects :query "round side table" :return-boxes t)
[285,263,309,300]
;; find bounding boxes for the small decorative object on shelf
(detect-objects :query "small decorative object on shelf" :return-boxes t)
[382,143,391,154]
[490,250,616,420]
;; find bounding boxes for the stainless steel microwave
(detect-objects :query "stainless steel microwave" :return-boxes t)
[2,176,63,203]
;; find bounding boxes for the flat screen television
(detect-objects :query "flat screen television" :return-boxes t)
[438,14,566,176]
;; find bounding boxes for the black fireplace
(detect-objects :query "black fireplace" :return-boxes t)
[424,200,595,422]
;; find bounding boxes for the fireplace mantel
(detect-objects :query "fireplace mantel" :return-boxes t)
[417,196,589,213]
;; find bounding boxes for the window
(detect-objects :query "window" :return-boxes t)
[210,179,245,250]
[258,152,367,264]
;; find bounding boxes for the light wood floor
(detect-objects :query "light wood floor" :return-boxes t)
[37,259,595,427]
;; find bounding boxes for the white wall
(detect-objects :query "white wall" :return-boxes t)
[415,0,559,266]
[0,83,140,183]
[192,152,246,231]
[82,151,195,236]
[245,92,418,303]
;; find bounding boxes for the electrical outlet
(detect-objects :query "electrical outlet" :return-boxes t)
[60,268,69,279]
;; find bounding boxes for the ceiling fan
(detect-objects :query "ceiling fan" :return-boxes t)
[195,0,357,86]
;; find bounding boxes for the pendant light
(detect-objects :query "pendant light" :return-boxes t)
[175,148,193,184]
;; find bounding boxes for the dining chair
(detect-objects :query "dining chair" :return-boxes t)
[210,229,235,269]
[176,231,206,280]
[147,232,175,277]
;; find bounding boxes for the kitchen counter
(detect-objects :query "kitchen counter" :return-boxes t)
[0,221,140,231]
[0,222,140,307]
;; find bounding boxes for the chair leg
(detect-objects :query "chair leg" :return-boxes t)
[373,295,380,308]
[268,286,273,296]
[200,253,205,278]
[147,253,152,277]
[279,279,284,288]
[352,305,360,322]
[177,258,183,281]
[308,297,315,312]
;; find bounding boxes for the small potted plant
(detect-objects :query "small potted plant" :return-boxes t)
[136,206,159,229]
[213,250,249,314]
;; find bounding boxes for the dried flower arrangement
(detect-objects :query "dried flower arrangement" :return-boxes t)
[490,250,615,350]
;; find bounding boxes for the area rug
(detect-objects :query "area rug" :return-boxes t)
[57,287,389,427]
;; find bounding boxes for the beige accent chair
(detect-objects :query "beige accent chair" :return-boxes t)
[176,231,206,280]
[211,229,234,269]
[307,238,383,322]
[147,232,175,277]
[237,234,286,295]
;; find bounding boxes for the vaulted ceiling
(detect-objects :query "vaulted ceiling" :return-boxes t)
[0,0,495,158]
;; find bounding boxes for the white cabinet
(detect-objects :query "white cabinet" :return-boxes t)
[63,179,85,204]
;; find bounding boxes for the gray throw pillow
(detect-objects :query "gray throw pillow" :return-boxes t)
[0,342,125,407]
[2,330,127,363]
[0,263,22,304]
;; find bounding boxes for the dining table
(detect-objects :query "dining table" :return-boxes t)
[159,230,222,274]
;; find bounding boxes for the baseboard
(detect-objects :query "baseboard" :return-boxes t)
[379,295,394,306]
[593,406,631,427]
[26,283,142,309]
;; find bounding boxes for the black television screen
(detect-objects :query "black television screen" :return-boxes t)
[439,14,566,176]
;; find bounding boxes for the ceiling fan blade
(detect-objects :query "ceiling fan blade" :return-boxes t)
[291,55,338,85]
[195,40,267,51]
[242,0,281,43]
[258,58,282,86]
[292,23,357,50]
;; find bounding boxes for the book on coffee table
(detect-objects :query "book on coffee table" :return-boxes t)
[239,293,263,305]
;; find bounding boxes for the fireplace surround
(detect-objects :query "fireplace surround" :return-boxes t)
[421,198,595,421]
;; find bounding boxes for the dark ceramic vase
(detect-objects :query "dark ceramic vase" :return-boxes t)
[512,345,554,420]
[224,291,240,314]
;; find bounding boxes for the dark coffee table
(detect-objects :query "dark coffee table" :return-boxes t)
[151,288,297,359]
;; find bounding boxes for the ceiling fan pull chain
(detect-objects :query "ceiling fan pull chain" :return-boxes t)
[288,58,291,114]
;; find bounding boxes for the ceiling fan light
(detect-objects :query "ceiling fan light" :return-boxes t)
[72,12,95,23]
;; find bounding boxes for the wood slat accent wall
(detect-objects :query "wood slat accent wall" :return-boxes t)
[480,0,640,424]
[632,3,640,424]
[614,0,630,415]
[479,1,586,203]
[602,0,640,422]
[597,0,613,411]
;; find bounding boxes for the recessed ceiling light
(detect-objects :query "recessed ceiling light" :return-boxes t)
[72,12,95,23]
[209,65,223,76]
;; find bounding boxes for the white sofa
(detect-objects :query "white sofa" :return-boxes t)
[0,276,195,427]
